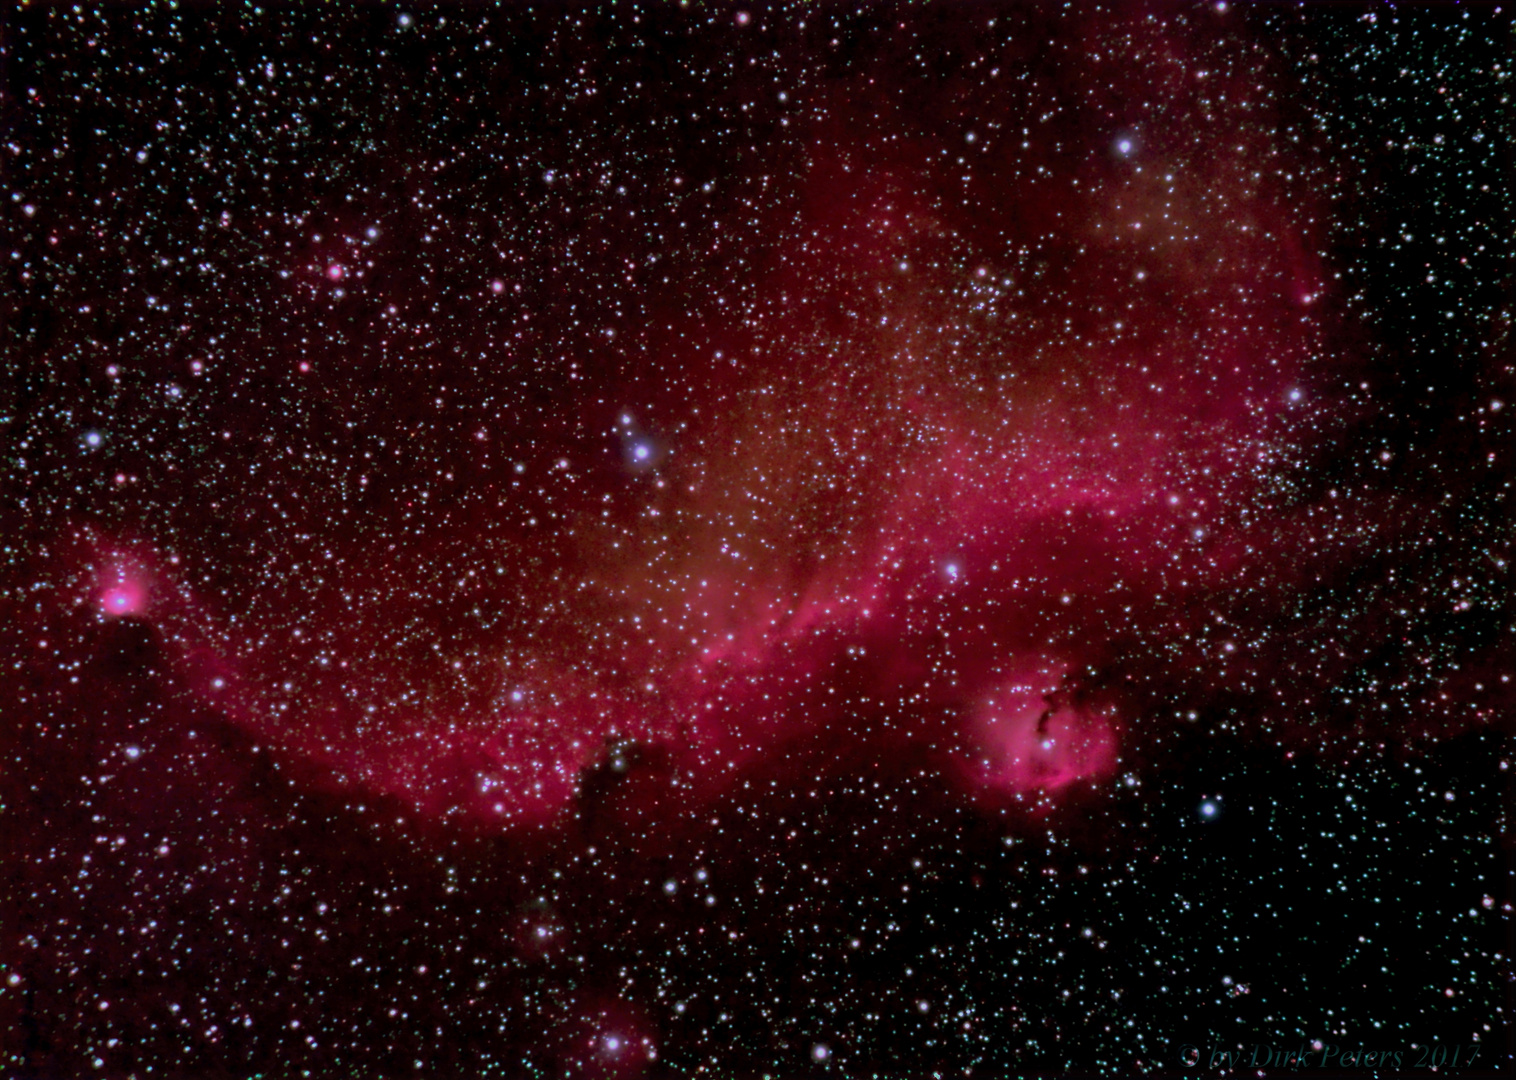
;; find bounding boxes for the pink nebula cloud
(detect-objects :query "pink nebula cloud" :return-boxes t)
[97,560,149,618]
[965,659,1118,795]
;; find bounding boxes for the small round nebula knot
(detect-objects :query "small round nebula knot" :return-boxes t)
[970,660,1117,794]
[97,561,149,618]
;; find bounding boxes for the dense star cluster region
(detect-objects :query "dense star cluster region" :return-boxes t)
[2,4,1511,1077]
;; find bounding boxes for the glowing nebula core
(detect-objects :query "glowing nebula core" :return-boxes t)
[968,660,1119,795]
[96,559,149,618]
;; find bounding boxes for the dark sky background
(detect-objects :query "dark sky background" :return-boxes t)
[2,3,1511,1078]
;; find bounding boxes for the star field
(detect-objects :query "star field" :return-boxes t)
[2,3,1511,1077]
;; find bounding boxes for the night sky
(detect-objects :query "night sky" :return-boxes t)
[2,3,1512,1078]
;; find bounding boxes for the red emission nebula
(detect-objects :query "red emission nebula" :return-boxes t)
[6,4,1511,1076]
[70,47,1346,831]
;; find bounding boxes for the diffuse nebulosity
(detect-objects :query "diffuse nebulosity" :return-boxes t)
[2,3,1509,1077]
